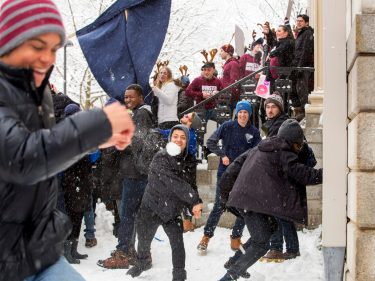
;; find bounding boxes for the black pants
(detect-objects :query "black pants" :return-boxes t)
[136,206,186,277]
[65,208,84,240]
[290,71,311,108]
[226,210,277,278]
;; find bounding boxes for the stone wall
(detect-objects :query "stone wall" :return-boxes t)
[346,8,375,281]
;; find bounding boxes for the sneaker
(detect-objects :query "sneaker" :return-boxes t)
[197,235,210,255]
[224,259,251,279]
[230,236,242,251]
[97,250,130,269]
[183,219,195,233]
[259,249,285,263]
[85,238,97,248]
[283,251,301,260]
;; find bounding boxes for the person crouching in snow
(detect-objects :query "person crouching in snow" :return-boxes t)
[127,125,203,281]
[217,119,323,281]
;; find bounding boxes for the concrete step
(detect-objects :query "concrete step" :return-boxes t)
[207,154,220,170]
[196,169,217,186]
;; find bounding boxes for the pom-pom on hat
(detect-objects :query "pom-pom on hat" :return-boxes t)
[0,0,66,56]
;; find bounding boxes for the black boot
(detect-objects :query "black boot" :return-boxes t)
[224,256,251,279]
[71,239,88,259]
[126,257,152,278]
[218,273,237,281]
[64,240,80,264]
[172,268,187,281]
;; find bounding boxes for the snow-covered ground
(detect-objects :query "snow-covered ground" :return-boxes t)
[74,203,323,281]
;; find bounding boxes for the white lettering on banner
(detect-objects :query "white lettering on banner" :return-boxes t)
[245,62,260,72]
[201,85,217,94]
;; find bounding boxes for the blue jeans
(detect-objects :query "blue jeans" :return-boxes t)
[117,177,148,253]
[204,175,245,238]
[269,218,299,253]
[83,199,96,240]
[24,256,85,281]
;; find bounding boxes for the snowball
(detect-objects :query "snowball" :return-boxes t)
[166,142,181,156]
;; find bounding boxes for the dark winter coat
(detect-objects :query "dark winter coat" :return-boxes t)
[141,146,200,223]
[100,147,123,202]
[185,75,223,110]
[262,114,317,223]
[221,137,322,224]
[268,37,295,79]
[293,26,314,67]
[62,155,94,213]
[261,112,288,137]
[207,120,261,177]
[0,62,112,281]
[177,88,194,115]
[100,104,155,201]
[119,104,154,179]
[51,91,79,123]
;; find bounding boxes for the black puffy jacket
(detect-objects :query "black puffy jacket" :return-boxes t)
[221,137,322,224]
[141,150,200,223]
[0,62,112,281]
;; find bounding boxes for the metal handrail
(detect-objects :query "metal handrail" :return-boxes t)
[179,66,314,117]
[179,66,268,117]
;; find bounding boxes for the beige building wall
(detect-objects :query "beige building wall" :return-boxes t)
[346,0,375,280]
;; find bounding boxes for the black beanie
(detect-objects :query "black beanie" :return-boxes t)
[277,119,304,144]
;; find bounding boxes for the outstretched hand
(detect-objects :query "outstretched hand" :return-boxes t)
[100,102,135,150]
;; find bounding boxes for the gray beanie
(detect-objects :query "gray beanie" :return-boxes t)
[277,119,304,144]
[264,91,284,112]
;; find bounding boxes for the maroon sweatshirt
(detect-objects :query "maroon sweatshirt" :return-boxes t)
[220,57,240,101]
[185,76,223,110]
[239,53,261,78]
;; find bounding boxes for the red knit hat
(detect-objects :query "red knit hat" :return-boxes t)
[221,44,234,56]
[0,0,65,56]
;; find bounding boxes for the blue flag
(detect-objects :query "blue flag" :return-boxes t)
[77,0,171,101]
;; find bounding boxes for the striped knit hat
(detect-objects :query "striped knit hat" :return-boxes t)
[0,0,65,57]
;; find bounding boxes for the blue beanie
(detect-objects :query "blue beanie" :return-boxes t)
[181,75,190,86]
[235,100,252,117]
[64,104,81,116]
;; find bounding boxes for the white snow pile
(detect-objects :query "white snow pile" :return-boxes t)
[74,203,323,281]
[166,142,181,156]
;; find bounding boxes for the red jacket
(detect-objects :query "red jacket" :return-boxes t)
[185,76,223,109]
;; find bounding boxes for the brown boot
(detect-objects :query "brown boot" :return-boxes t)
[283,251,300,260]
[293,107,305,122]
[97,249,130,269]
[183,219,195,233]
[197,235,210,255]
[230,236,242,251]
[85,238,97,248]
[260,249,285,263]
